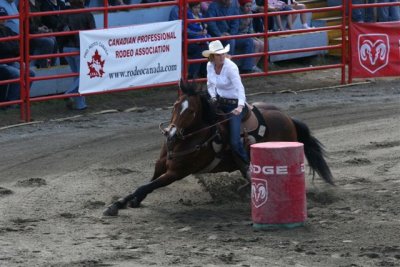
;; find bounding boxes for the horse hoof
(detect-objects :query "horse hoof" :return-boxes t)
[127,198,140,208]
[102,204,119,216]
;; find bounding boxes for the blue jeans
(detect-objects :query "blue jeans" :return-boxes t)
[30,37,57,68]
[0,63,35,102]
[63,46,87,110]
[352,0,365,22]
[219,103,249,163]
[365,0,376,22]
[377,0,400,21]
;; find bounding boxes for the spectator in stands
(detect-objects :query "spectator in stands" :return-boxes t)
[267,0,294,31]
[29,0,58,68]
[187,2,210,78]
[253,0,274,32]
[377,0,400,21]
[201,1,212,13]
[169,5,179,20]
[239,0,264,68]
[352,0,366,22]
[40,0,68,65]
[282,0,312,28]
[62,0,95,110]
[206,0,259,74]
[0,0,18,34]
[40,0,67,31]
[110,0,129,5]
[0,7,35,104]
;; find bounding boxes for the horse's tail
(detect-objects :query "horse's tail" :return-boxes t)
[291,118,334,185]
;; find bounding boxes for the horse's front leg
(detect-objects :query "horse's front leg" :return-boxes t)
[102,171,183,216]
[151,143,167,181]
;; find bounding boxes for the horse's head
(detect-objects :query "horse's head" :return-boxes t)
[163,80,213,140]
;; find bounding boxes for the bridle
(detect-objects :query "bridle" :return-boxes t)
[159,116,230,140]
[159,116,231,160]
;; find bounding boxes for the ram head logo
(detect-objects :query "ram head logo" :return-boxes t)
[358,34,389,74]
[251,178,268,208]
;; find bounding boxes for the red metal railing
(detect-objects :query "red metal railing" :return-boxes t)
[0,0,349,122]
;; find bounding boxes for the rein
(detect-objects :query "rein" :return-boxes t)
[159,116,231,140]
[159,117,230,160]
[166,128,219,160]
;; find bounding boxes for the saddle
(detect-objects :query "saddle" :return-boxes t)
[198,103,267,174]
[240,103,268,145]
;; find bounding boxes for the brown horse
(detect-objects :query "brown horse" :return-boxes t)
[103,81,333,216]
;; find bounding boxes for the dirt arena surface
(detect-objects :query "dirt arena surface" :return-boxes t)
[1,69,400,266]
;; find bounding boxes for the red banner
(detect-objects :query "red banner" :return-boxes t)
[351,22,400,78]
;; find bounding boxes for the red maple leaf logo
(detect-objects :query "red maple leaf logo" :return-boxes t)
[87,50,105,78]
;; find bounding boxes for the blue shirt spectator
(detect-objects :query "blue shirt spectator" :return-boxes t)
[206,0,258,74]
[0,7,35,104]
[0,0,19,34]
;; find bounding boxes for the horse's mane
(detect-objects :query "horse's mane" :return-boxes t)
[180,80,217,124]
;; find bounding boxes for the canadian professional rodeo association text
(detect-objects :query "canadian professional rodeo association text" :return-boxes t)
[108,32,176,59]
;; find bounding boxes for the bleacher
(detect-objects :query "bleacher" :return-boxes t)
[31,2,331,97]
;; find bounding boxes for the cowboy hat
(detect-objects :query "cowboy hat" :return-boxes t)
[202,40,230,58]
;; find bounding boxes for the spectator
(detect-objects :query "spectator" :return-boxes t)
[201,1,212,13]
[363,0,376,22]
[39,0,67,31]
[282,0,312,28]
[110,0,129,5]
[352,0,366,22]
[40,0,68,65]
[62,0,95,110]
[268,0,294,31]
[0,0,18,34]
[187,2,210,78]
[0,7,35,104]
[206,0,259,74]
[377,0,400,21]
[253,0,274,31]
[29,0,58,68]
[169,5,179,20]
[238,0,264,68]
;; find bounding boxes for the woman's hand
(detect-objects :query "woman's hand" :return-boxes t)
[232,105,243,115]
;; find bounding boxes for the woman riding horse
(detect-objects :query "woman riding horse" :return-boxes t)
[102,79,334,216]
[203,40,251,180]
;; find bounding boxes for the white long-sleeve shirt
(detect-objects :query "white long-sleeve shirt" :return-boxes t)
[206,58,246,107]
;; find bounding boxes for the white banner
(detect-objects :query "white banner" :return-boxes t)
[79,20,182,94]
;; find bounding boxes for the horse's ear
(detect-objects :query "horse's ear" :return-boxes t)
[179,79,199,96]
[179,79,190,95]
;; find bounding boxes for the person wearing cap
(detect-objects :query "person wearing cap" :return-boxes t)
[202,40,250,177]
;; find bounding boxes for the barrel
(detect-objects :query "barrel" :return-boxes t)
[250,142,307,229]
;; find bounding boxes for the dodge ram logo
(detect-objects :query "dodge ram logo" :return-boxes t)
[251,178,268,208]
[358,34,389,74]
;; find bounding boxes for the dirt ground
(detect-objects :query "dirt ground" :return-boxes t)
[0,64,400,266]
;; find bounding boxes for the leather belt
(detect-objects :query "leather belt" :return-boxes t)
[217,97,238,105]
